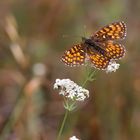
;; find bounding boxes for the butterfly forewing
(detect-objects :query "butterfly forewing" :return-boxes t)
[61,44,85,66]
[92,21,126,42]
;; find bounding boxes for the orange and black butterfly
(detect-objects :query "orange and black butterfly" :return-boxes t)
[61,21,127,70]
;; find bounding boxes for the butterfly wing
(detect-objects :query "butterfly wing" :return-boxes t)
[98,41,126,59]
[87,47,110,70]
[61,44,86,66]
[92,21,127,42]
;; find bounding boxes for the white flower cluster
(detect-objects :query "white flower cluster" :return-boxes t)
[54,79,89,101]
[106,61,120,73]
[69,136,80,140]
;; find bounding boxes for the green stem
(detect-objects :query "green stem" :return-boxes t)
[82,77,89,87]
[82,69,96,87]
[57,109,69,140]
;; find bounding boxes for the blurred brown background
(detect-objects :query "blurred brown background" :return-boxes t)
[0,0,140,140]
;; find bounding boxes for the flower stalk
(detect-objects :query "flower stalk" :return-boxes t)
[57,109,69,140]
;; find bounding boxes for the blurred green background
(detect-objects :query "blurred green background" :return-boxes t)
[0,0,140,140]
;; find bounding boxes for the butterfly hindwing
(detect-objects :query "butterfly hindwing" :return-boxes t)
[87,48,110,70]
[98,41,126,59]
[92,21,126,42]
[61,44,85,66]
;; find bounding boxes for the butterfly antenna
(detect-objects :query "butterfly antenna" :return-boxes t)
[83,25,87,37]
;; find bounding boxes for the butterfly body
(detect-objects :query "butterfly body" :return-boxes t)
[61,21,127,70]
[83,37,106,56]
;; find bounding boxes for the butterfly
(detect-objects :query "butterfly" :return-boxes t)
[61,21,127,70]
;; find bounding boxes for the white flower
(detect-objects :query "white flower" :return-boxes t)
[69,136,80,140]
[54,79,89,101]
[106,60,120,73]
